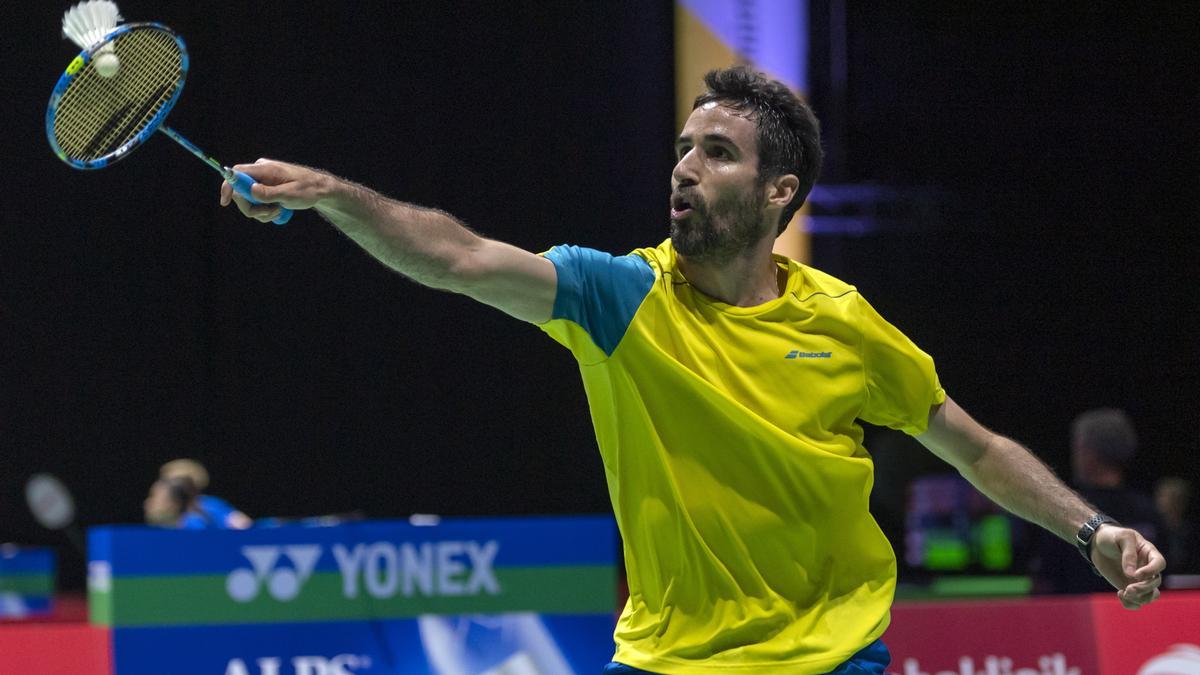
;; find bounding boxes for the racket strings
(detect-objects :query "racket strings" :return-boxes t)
[53,28,183,161]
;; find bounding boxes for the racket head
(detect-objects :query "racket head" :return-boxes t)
[46,22,188,170]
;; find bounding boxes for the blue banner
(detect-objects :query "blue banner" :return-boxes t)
[0,546,55,618]
[115,614,616,675]
[90,516,619,674]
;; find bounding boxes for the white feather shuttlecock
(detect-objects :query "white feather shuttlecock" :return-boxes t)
[62,1,123,78]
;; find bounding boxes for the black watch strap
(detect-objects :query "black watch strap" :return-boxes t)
[1075,513,1119,576]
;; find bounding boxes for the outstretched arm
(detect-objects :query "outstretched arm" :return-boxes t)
[219,159,557,324]
[915,396,1166,609]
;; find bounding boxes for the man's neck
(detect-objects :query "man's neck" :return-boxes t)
[677,237,785,307]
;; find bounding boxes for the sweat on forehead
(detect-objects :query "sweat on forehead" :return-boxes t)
[692,100,760,126]
[698,99,764,124]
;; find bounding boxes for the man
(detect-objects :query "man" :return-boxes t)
[1037,409,1161,593]
[143,476,206,529]
[220,67,1165,674]
[159,459,253,530]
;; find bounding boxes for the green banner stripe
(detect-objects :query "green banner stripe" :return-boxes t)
[98,565,614,627]
[0,574,54,595]
[89,588,113,625]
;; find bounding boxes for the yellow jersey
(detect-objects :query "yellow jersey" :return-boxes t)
[538,239,945,674]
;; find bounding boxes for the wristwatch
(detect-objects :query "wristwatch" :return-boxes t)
[1075,513,1119,576]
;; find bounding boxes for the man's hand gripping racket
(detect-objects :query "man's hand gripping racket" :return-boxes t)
[220,159,329,223]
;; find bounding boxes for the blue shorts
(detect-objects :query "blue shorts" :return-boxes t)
[603,638,890,674]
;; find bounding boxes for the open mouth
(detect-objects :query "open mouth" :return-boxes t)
[670,194,695,219]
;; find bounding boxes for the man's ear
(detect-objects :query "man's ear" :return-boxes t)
[766,174,800,209]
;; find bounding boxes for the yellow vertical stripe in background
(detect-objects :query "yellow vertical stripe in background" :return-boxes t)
[674,2,811,263]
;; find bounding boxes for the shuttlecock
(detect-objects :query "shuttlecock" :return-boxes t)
[62,1,123,78]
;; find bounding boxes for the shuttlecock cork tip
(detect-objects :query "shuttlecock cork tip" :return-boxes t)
[94,51,119,78]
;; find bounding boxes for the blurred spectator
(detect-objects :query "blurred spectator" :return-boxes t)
[144,476,205,528]
[1034,408,1161,593]
[159,459,252,529]
[1155,477,1198,574]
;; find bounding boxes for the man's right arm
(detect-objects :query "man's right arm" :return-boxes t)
[219,159,557,324]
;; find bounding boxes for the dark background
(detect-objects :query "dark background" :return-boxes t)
[2,2,1196,589]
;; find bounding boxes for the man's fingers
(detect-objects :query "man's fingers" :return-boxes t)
[1114,530,1140,576]
[222,159,287,207]
[255,207,282,223]
[1125,576,1161,596]
[230,158,289,183]
[1119,582,1162,610]
[249,180,280,203]
[219,157,321,214]
[1099,528,1166,610]
[1134,542,1167,581]
[229,194,279,221]
[230,193,251,215]
[1117,589,1142,610]
[226,159,288,202]
[225,158,314,210]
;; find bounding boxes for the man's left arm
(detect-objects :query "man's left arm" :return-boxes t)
[915,396,1166,609]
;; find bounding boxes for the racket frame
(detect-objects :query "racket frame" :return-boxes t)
[46,22,188,170]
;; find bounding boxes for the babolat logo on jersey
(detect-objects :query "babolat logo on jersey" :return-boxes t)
[227,545,323,602]
[785,350,832,359]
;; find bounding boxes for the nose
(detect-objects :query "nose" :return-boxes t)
[672,149,699,188]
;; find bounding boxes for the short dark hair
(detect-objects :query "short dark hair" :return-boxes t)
[1072,408,1138,467]
[693,66,823,234]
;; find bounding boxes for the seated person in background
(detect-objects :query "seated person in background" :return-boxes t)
[1034,408,1161,593]
[1156,477,1198,575]
[144,476,208,529]
[159,459,252,529]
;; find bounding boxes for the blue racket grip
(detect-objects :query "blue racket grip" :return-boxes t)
[228,170,294,225]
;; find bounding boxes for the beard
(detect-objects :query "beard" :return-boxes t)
[670,186,769,264]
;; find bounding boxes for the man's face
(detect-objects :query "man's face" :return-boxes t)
[670,102,771,263]
[144,480,179,526]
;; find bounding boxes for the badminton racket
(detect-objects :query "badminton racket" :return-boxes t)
[46,22,293,224]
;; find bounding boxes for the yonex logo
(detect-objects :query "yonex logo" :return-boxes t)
[785,350,832,359]
[333,540,500,599]
[226,545,322,603]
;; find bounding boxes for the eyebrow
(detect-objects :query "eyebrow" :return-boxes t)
[675,133,740,150]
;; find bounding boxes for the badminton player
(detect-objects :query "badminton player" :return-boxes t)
[220,67,1166,674]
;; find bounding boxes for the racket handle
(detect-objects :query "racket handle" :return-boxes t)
[228,170,294,225]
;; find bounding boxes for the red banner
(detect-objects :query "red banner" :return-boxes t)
[0,623,111,674]
[887,596,1098,674]
[0,592,1195,674]
[1090,592,1200,674]
[886,591,1200,675]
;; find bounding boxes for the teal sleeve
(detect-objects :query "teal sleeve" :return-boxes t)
[544,245,655,356]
